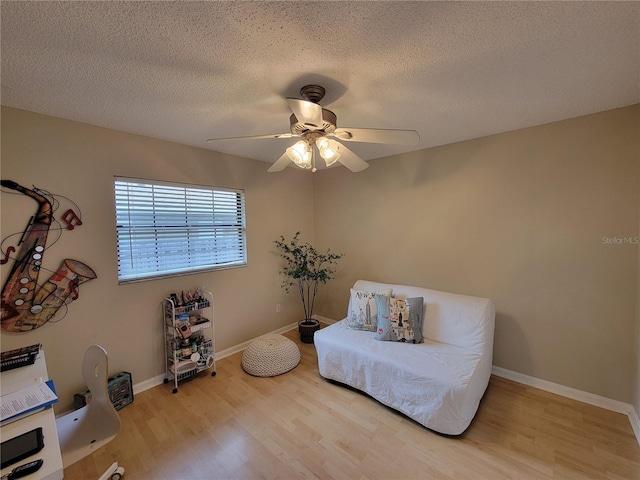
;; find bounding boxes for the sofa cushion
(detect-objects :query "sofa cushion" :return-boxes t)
[346,288,392,332]
[353,280,495,354]
[374,295,424,343]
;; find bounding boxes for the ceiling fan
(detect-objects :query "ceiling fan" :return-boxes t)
[206,84,420,173]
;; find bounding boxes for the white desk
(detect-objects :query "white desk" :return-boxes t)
[1,351,64,480]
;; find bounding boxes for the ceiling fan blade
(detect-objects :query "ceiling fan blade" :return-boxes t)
[207,133,295,142]
[286,98,323,130]
[332,128,419,145]
[334,143,369,172]
[267,152,292,173]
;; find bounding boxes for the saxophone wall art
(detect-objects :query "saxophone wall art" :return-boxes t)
[1,180,96,332]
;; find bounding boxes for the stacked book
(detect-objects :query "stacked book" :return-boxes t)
[0,344,42,372]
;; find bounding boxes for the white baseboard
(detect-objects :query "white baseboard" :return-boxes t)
[132,324,640,448]
[213,321,300,360]
[629,407,640,445]
[132,322,301,395]
[132,373,166,395]
[312,314,337,325]
[492,366,640,447]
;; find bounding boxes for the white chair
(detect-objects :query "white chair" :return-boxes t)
[56,345,125,479]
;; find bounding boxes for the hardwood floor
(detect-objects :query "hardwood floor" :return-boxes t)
[64,329,640,479]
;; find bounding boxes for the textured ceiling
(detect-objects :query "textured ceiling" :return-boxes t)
[1,1,639,167]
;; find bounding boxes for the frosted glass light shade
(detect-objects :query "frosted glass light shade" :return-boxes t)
[317,137,341,167]
[286,140,312,169]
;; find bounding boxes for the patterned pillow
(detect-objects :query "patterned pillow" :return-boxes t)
[347,288,392,331]
[374,295,424,343]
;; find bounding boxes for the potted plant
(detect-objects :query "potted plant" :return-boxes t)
[274,232,343,343]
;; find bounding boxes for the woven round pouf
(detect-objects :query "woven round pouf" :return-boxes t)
[242,334,301,377]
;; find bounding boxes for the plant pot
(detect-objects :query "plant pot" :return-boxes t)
[298,319,320,344]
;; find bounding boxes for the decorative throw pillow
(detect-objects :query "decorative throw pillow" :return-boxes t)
[347,288,392,331]
[374,295,424,343]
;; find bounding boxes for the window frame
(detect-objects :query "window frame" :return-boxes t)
[114,176,247,284]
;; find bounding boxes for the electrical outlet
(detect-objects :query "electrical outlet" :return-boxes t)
[276,304,281,313]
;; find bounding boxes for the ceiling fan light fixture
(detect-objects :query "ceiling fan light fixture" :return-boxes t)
[317,137,341,167]
[286,140,312,169]
[207,84,414,173]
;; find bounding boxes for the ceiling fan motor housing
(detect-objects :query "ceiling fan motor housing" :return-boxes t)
[289,109,337,136]
[299,84,326,103]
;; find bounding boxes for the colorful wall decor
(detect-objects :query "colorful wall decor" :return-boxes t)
[1,180,96,332]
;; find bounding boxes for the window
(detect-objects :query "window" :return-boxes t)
[114,177,246,283]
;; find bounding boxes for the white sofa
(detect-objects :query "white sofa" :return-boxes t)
[314,280,495,435]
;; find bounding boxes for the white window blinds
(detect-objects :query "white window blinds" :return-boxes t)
[115,178,246,283]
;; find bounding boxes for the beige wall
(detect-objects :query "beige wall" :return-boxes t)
[314,105,639,404]
[1,105,638,411]
[637,127,640,415]
[0,106,313,411]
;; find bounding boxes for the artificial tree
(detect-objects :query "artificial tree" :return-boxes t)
[274,232,343,343]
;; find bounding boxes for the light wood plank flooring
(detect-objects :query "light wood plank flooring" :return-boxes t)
[65,328,640,479]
